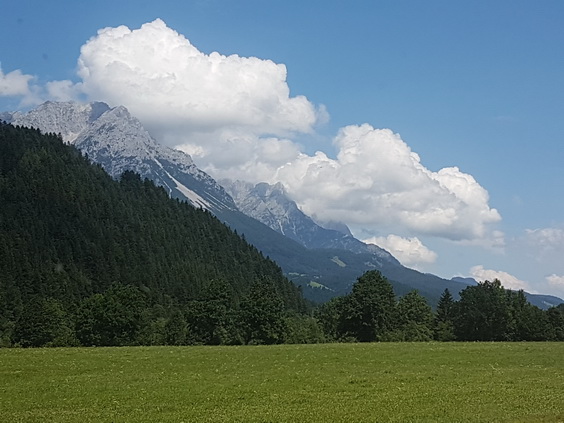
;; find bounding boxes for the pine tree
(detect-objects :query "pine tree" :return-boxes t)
[434,288,456,341]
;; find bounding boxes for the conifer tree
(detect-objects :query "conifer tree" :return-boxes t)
[434,288,456,341]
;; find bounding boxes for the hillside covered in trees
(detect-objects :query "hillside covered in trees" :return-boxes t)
[2,122,563,347]
[0,122,310,347]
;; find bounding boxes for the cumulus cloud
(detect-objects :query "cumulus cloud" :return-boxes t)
[177,130,304,183]
[363,234,437,267]
[45,79,83,102]
[1,65,81,107]
[77,19,321,141]
[470,265,530,291]
[0,66,42,106]
[1,19,502,246]
[275,124,501,241]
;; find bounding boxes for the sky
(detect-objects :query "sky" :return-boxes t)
[1,0,564,298]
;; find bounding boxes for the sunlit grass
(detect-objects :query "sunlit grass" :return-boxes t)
[1,343,563,422]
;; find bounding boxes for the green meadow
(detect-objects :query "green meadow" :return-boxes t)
[1,343,563,422]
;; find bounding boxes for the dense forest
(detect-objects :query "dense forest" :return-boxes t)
[1,122,563,347]
[0,122,310,347]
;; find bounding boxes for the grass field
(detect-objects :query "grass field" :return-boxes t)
[1,342,563,422]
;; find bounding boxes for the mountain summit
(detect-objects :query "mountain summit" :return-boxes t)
[221,179,398,264]
[7,101,236,211]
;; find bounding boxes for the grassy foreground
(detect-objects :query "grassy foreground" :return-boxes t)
[1,343,563,422]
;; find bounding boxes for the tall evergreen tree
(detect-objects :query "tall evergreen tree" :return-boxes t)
[239,278,287,345]
[434,288,456,341]
[395,290,433,341]
[546,305,564,341]
[508,290,548,341]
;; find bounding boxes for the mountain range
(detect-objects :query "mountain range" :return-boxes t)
[4,101,562,309]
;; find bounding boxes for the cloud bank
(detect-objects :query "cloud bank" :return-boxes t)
[77,19,321,139]
[275,124,501,241]
[0,67,40,106]
[0,65,82,107]
[470,265,530,292]
[363,234,437,267]
[546,274,564,288]
[526,228,564,253]
[1,19,502,247]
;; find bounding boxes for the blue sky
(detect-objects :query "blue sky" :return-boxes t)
[2,1,564,297]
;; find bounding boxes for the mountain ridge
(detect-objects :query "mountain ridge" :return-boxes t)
[221,179,398,262]
[5,101,562,308]
[8,101,237,212]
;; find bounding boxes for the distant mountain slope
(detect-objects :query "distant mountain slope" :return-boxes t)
[221,179,397,260]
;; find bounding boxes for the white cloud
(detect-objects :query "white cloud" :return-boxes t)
[73,18,326,184]
[364,234,437,267]
[1,19,502,247]
[177,130,303,183]
[276,124,501,242]
[546,274,564,288]
[525,228,564,252]
[1,65,81,107]
[45,80,83,102]
[470,265,530,291]
[0,66,42,106]
[77,19,321,141]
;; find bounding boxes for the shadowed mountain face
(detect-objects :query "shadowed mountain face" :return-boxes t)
[6,101,562,308]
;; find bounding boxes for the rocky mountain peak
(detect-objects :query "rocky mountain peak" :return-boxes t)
[221,179,398,264]
[10,101,111,143]
[7,101,235,212]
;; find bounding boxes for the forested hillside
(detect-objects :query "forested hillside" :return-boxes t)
[2,123,563,347]
[0,122,309,347]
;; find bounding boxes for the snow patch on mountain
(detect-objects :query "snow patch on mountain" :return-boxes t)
[167,171,211,209]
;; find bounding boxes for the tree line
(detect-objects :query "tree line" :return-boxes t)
[5,269,564,347]
[1,122,563,347]
[316,270,564,343]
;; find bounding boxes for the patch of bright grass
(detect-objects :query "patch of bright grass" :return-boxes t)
[1,343,563,422]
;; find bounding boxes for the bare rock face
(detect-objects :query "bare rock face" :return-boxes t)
[9,101,237,212]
